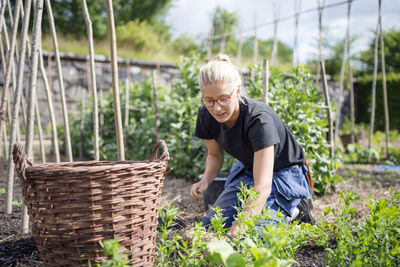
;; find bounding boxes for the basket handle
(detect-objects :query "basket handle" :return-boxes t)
[12,143,32,181]
[150,140,169,162]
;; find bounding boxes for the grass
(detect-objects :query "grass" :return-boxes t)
[40,34,184,63]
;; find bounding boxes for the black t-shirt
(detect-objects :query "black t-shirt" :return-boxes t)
[195,97,305,172]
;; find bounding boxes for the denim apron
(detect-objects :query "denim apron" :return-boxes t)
[201,161,312,229]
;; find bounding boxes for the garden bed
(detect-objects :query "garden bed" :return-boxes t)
[0,159,399,266]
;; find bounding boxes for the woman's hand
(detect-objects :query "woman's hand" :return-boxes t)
[191,180,208,203]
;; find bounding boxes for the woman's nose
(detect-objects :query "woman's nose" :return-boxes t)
[213,102,222,111]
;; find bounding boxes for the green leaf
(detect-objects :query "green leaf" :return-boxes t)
[0,187,5,195]
[226,252,246,267]
[207,240,236,266]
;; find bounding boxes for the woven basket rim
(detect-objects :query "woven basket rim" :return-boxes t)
[27,159,163,169]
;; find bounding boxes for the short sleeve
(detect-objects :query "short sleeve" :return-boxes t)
[195,106,214,139]
[247,112,280,152]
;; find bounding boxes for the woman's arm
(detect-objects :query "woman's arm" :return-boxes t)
[191,139,224,202]
[228,145,274,236]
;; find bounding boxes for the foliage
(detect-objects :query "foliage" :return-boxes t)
[209,7,239,56]
[89,236,129,267]
[355,72,400,131]
[246,63,339,194]
[324,190,400,266]
[359,27,400,74]
[40,0,173,39]
[344,143,380,163]
[171,35,200,56]
[116,20,163,52]
[0,187,5,195]
[156,204,210,266]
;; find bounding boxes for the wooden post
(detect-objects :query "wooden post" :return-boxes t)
[262,59,269,104]
[334,0,352,151]
[35,96,46,163]
[79,89,86,160]
[316,0,325,85]
[39,48,60,163]
[106,0,125,160]
[271,1,280,67]
[293,0,301,66]
[320,61,334,158]
[253,13,258,64]
[47,53,52,91]
[5,0,27,216]
[0,0,21,138]
[207,27,214,60]
[45,0,73,162]
[236,26,243,67]
[368,22,379,153]
[379,0,390,158]
[82,0,99,160]
[124,60,130,146]
[99,83,104,137]
[24,0,44,234]
[152,70,160,142]
[219,22,226,54]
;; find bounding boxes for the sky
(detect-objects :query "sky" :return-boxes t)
[164,0,400,63]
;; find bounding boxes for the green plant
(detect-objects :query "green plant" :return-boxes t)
[247,64,340,194]
[89,236,129,267]
[0,187,5,195]
[12,200,22,207]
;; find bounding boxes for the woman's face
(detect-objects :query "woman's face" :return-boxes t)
[201,82,240,128]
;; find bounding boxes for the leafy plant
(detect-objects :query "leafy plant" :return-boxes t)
[0,187,5,195]
[247,64,339,194]
[89,236,129,267]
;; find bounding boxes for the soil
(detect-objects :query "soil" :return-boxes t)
[1,158,399,267]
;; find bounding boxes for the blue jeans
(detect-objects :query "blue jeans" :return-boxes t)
[201,161,312,229]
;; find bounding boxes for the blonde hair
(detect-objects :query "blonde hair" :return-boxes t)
[199,54,242,91]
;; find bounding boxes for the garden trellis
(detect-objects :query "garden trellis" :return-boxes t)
[206,0,390,156]
[0,0,393,236]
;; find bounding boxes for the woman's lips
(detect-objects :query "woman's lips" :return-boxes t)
[214,112,226,119]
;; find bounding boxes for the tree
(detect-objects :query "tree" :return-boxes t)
[41,0,173,39]
[209,7,239,55]
[359,27,400,73]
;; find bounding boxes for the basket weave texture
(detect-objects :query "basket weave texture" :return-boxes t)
[12,141,169,267]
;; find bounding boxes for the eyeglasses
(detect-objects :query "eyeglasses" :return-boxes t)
[201,91,235,107]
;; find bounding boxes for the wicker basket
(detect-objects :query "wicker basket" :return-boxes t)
[12,141,169,266]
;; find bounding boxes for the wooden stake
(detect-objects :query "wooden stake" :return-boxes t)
[334,0,352,151]
[23,0,44,234]
[81,0,99,160]
[316,0,325,84]
[124,60,130,146]
[45,0,73,162]
[39,48,60,163]
[35,95,46,163]
[378,0,390,158]
[152,70,160,142]
[4,0,25,216]
[236,26,243,67]
[293,0,301,66]
[79,89,86,160]
[271,1,280,67]
[253,13,258,64]
[106,0,124,160]
[320,61,334,158]
[262,59,269,104]
[368,22,379,153]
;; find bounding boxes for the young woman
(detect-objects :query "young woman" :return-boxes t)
[190,54,313,237]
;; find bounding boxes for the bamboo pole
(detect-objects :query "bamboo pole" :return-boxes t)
[293,0,301,66]
[124,60,130,146]
[35,96,46,163]
[81,0,99,160]
[316,0,325,85]
[99,83,104,137]
[368,22,380,152]
[253,13,258,64]
[236,26,243,67]
[45,0,73,162]
[152,70,160,142]
[39,48,60,163]
[262,59,269,104]
[320,61,334,158]
[271,1,280,67]
[47,53,52,91]
[334,0,351,151]
[5,0,25,216]
[348,59,355,145]
[378,0,390,158]
[23,0,44,233]
[79,89,86,160]
[207,27,214,61]
[0,0,21,138]
[219,22,226,54]
[106,0,124,160]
